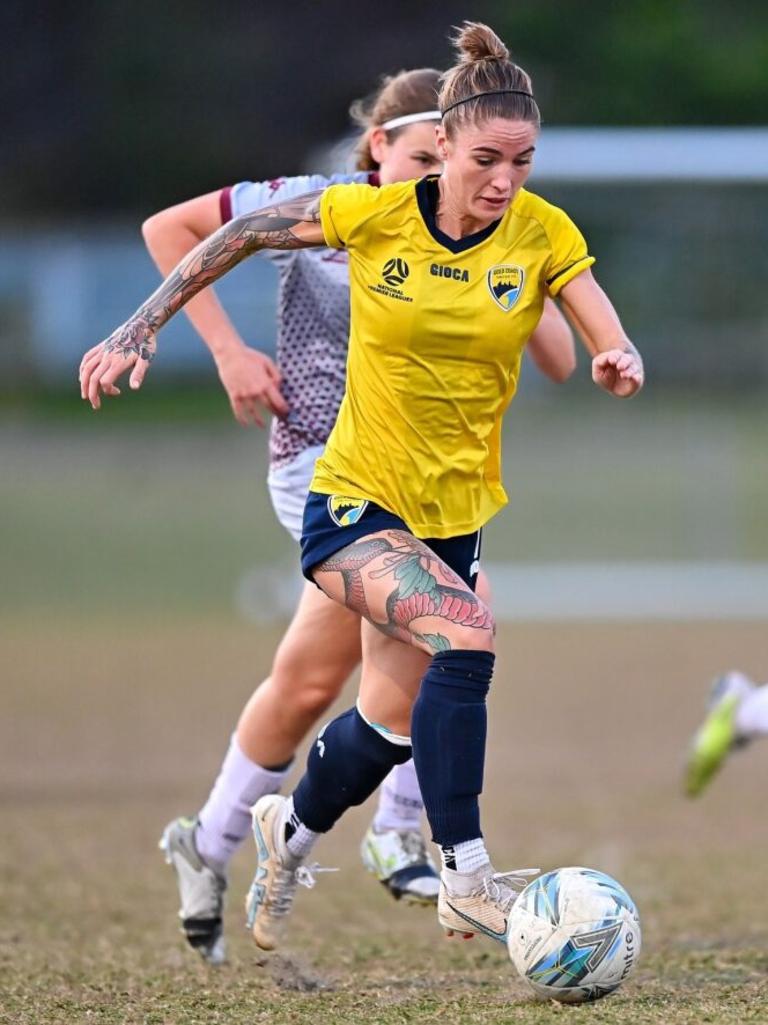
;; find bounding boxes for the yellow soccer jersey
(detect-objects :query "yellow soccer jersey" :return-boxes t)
[312,175,594,538]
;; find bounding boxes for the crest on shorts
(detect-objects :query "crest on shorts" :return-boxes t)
[487,264,525,311]
[327,495,369,527]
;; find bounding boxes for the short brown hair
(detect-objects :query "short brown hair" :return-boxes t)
[350,68,441,171]
[439,22,539,136]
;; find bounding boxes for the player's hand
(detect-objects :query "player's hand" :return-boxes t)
[79,318,157,410]
[215,345,289,427]
[592,348,644,398]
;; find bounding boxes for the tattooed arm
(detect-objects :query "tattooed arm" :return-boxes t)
[79,191,326,409]
[142,190,288,427]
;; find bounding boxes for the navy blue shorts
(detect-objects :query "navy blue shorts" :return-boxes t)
[300,491,481,591]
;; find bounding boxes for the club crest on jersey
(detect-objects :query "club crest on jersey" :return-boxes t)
[327,495,369,527]
[487,264,525,311]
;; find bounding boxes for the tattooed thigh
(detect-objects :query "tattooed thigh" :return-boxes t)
[313,530,495,656]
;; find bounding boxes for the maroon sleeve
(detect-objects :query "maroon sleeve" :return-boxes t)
[219,186,234,224]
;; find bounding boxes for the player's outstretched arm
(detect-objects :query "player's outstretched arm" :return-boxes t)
[559,269,644,399]
[79,191,326,410]
[526,299,576,383]
[142,190,288,427]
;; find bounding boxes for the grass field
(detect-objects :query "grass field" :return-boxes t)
[2,402,768,1022]
[3,617,768,1024]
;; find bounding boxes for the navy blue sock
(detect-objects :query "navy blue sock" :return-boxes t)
[411,649,494,846]
[292,708,411,833]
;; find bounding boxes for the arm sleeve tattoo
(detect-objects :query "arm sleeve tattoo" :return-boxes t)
[104,191,324,360]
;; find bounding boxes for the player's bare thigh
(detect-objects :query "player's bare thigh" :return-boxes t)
[235,581,361,765]
[270,579,362,691]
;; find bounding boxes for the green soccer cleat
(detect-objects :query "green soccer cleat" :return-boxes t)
[684,672,754,798]
[360,825,440,905]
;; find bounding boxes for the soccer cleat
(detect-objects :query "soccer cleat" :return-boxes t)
[684,671,755,798]
[360,825,440,905]
[438,866,539,944]
[245,794,332,951]
[159,816,227,965]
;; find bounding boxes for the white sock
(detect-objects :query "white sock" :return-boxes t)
[284,795,320,859]
[735,684,768,738]
[440,837,490,875]
[373,759,424,832]
[195,734,291,873]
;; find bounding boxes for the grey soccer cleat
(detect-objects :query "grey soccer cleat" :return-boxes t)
[159,816,227,965]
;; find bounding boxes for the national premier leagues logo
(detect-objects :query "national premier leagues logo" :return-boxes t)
[487,264,525,311]
[327,495,369,527]
[368,256,413,304]
[382,257,410,287]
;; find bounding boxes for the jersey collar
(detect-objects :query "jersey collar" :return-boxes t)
[415,175,502,255]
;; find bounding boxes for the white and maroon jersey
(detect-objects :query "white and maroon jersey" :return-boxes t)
[221,172,375,469]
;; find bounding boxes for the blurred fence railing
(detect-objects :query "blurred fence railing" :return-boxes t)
[0,228,279,385]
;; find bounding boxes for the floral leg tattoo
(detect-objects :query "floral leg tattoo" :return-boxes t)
[319,531,492,655]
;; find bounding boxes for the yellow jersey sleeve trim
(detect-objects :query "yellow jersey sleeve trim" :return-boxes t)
[319,187,344,250]
[546,255,596,297]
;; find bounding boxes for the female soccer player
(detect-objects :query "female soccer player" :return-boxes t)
[117,68,576,963]
[80,22,643,950]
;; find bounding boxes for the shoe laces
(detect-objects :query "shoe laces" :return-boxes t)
[483,868,539,912]
[295,863,338,889]
[270,863,338,917]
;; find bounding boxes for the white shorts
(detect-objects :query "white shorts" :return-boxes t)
[266,444,325,543]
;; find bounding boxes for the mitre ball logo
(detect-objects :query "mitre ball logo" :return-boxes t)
[327,495,369,527]
[382,257,410,287]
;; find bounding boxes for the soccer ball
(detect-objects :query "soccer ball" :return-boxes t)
[506,866,641,1004]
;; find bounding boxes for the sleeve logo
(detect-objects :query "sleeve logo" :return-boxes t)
[327,495,369,527]
[487,264,525,311]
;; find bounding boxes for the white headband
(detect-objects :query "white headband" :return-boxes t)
[381,110,442,131]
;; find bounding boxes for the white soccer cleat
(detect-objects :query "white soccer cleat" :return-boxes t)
[159,816,227,965]
[361,825,440,905]
[245,794,332,951]
[438,865,539,944]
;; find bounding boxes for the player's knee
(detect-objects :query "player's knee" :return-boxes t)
[444,621,495,653]
[292,680,339,722]
[271,648,346,708]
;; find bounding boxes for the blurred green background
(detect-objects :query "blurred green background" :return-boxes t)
[2,1,767,624]
[4,388,768,622]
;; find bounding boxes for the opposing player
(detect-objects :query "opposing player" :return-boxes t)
[80,22,642,951]
[110,68,577,963]
[684,670,768,796]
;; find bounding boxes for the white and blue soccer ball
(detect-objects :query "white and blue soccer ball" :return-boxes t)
[506,866,641,1004]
